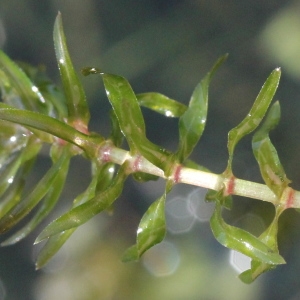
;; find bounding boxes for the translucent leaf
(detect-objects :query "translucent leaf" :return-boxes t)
[176,54,227,163]
[0,50,47,112]
[136,92,187,117]
[15,61,68,119]
[53,13,90,125]
[226,68,281,173]
[0,136,41,198]
[0,170,27,219]
[210,201,285,265]
[122,193,166,262]
[35,162,129,242]
[1,154,70,246]
[0,148,70,234]
[239,206,284,283]
[252,101,290,199]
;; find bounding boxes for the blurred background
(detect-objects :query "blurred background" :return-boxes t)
[1,0,300,299]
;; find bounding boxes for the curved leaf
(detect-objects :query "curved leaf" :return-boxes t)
[1,154,70,246]
[210,201,285,265]
[226,68,281,173]
[0,50,47,112]
[54,13,90,125]
[35,162,129,242]
[176,54,227,163]
[252,101,290,199]
[0,148,70,234]
[122,192,166,262]
[35,161,112,269]
[0,104,100,150]
[0,137,41,198]
[239,206,284,283]
[83,69,169,170]
[136,92,187,117]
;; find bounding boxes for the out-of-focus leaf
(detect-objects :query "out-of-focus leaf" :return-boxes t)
[210,201,285,265]
[53,13,90,125]
[252,101,290,199]
[0,50,48,113]
[0,104,101,150]
[136,92,187,117]
[176,54,227,163]
[35,160,112,269]
[122,192,166,262]
[15,61,68,119]
[0,148,70,234]
[82,68,170,170]
[122,244,139,262]
[0,148,37,219]
[39,82,68,120]
[1,153,70,246]
[0,136,41,198]
[226,68,281,173]
[35,162,129,242]
[239,206,284,283]
[132,172,158,182]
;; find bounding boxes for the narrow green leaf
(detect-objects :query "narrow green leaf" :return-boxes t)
[252,101,290,199]
[122,193,166,262]
[0,172,26,220]
[210,201,285,265]
[121,245,139,262]
[136,92,187,117]
[15,61,68,119]
[0,152,37,219]
[0,50,47,112]
[239,206,284,283]
[108,110,123,147]
[83,69,169,169]
[35,163,129,242]
[0,148,70,234]
[1,155,70,246]
[0,104,100,150]
[101,73,146,147]
[0,137,41,198]
[35,161,111,269]
[136,194,166,255]
[176,54,227,163]
[54,12,90,124]
[227,68,281,172]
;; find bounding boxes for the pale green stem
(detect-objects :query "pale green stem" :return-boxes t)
[103,145,300,209]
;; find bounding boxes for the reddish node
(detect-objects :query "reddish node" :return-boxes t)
[285,188,295,209]
[173,165,182,184]
[100,145,111,163]
[132,155,142,172]
[226,176,235,195]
